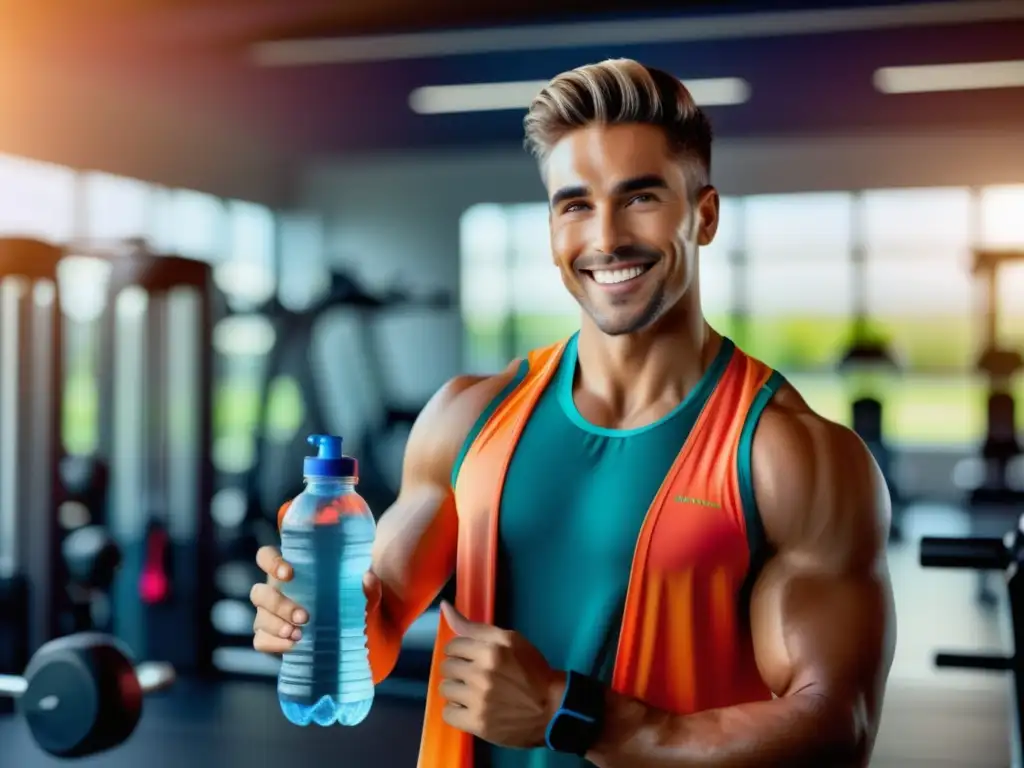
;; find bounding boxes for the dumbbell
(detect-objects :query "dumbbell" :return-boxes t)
[63,526,122,590]
[0,632,174,758]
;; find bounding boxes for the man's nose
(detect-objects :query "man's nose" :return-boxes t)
[591,206,629,255]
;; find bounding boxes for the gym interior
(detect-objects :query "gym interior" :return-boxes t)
[1,1,1023,766]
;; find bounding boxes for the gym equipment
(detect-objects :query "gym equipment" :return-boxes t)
[964,248,1024,606]
[0,238,66,678]
[63,526,121,589]
[243,268,452,522]
[59,455,111,530]
[839,343,902,539]
[62,525,122,633]
[0,574,29,715]
[969,248,1024,509]
[920,522,1024,766]
[94,244,217,674]
[0,632,175,758]
[839,205,903,539]
[138,519,171,606]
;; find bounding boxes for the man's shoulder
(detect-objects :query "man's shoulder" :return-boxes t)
[750,381,890,554]
[430,362,523,428]
[757,382,857,453]
[427,338,569,440]
[397,361,524,488]
[409,359,526,465]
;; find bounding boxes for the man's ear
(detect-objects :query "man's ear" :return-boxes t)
[695,186,720,246]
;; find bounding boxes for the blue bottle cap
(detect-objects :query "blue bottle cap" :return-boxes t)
[303,434,358,478]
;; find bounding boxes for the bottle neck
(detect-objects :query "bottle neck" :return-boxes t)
[304,476,357,493]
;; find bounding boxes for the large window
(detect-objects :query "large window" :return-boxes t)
[980,185,1024,348]
[215,200,276,310]
[0,154,76,241]
[742,192,854,370]
[81,171,152,242]
[161,189,228,262]
[861,187,975,369]
[460,184,1024,446]
[277,212,329,311]
[460,204,519,374]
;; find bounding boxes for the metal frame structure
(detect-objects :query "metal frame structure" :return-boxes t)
[0,238,66,669]
[921,528,1024,767]
[96,248,216,675]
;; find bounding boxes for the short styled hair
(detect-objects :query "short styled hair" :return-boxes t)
[523,58,713,190]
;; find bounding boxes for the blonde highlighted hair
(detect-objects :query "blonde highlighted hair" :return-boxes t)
[523,58,712,189]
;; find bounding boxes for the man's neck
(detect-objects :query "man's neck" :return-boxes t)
[574,299,719,427]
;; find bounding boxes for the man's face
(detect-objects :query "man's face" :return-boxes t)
[545,123,719,336]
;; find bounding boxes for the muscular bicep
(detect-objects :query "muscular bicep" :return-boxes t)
[750,548,894,702]
[748,402,896,746]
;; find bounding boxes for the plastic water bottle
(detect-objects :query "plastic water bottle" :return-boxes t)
[277,434,376,726]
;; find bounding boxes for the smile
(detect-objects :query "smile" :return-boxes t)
[585,263,654,288]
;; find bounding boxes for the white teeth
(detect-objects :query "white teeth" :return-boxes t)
[591,266,646,285]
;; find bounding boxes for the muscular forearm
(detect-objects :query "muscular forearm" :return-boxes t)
[367,491,457,684]
[586,690,866,768]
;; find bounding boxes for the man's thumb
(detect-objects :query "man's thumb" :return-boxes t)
[440,600,473,636]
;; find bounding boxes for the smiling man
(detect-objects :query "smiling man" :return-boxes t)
[251,58,896,768]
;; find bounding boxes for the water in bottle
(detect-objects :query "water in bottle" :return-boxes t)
[277,434,376,726]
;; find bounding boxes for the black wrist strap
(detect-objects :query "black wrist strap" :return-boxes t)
[562,671,605,720]
[545,671,606,755]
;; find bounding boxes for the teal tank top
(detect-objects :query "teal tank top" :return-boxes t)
[451,334,778,768]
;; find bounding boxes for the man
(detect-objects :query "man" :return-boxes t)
[250,58,896,767]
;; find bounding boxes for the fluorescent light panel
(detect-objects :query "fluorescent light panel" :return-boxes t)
[874,59,1024,93]
[409,77,751,115]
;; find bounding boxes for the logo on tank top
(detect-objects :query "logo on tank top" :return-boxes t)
[674,495,721,509]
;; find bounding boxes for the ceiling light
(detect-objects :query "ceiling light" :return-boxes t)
[410,81,548,114]
[874,59,1024,93]
[409,77,751,115]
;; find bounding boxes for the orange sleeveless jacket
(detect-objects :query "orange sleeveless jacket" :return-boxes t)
[415,338,777,768]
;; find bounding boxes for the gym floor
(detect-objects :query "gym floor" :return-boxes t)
[0,505,1013,768]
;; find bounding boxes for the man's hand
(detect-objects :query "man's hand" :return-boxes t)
[250,545,383,654]
[438,601,566,749]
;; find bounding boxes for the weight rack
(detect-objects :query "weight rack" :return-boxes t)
[920,529,1024,767]
[0,239,66,688]
[95,247,216,676]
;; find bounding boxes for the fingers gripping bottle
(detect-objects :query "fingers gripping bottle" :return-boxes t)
[277,434,376,726]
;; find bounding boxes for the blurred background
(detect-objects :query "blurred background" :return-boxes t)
[0,0,1022,765]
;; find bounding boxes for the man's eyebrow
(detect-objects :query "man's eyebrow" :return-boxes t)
[613,175,669,195]
[551,185,589,207]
